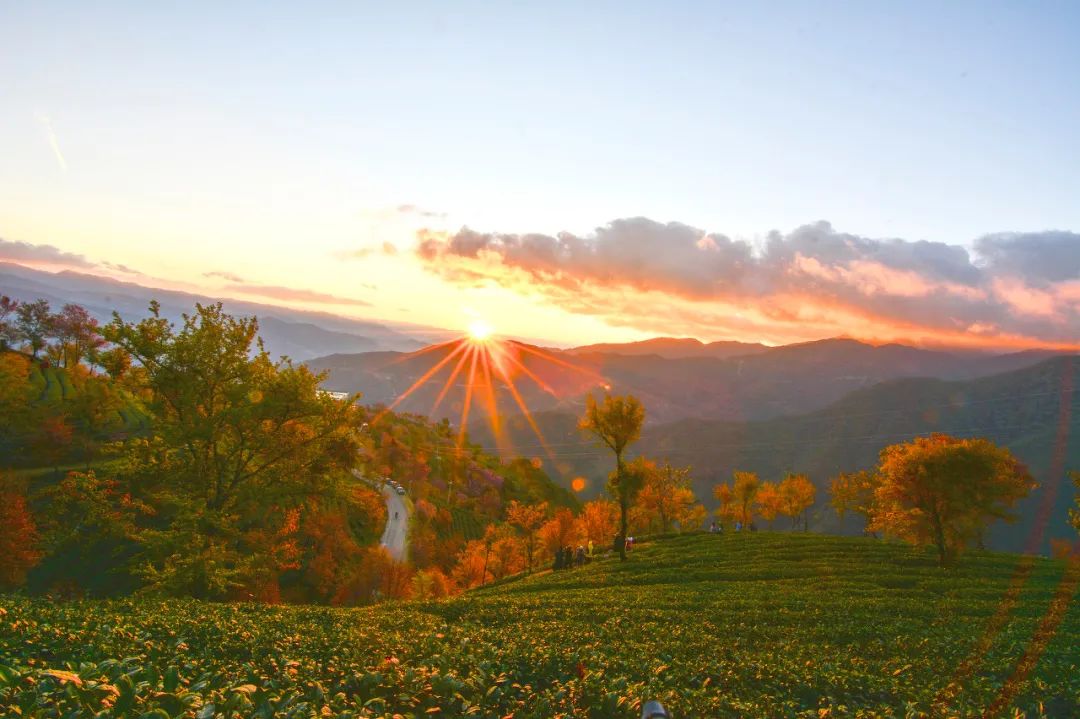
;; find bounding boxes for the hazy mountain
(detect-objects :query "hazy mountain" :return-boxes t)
[0,262,432,360]
[567,336,769,359]
[312,336,1071,425]
[472,356,1079,556]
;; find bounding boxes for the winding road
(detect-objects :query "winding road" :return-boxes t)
[351,469,411,561]
[379,483,410,562]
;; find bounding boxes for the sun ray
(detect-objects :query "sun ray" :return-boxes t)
[489,342,556,464]
[387,337,462,365]
[489,342,559,397]
[373,340,469,423]
[456,345,480,448]
[515,342,607,382]
[431,344,474,415]
[478,346,506,453]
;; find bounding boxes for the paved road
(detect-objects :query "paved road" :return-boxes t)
[380,484,410,562]
[350,469,411,561]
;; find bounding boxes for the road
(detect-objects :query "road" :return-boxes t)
[350,469,411,561]
[380,484,410,562]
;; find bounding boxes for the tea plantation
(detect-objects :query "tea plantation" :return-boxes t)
[3,533,1078,718]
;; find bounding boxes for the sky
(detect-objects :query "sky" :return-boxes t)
[1,1,1079,348]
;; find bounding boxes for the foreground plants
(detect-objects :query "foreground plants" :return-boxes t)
[2,533,1078,718]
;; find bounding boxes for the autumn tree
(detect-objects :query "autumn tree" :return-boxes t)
[713,483,736,528]
[779,473,816,531]
[539,506,580,556]
[506,500,548,573]
[580,393,645,560]
[731,471,761,526]
[0,476,41,589]
[52,303,103,368]
[755,482,784,529]
[830,470,880,536]
[633,460,704,534]
[576,499,619,547]
[870,434,1035,565]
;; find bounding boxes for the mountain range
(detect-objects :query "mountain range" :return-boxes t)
[309,336,1070,424]
[0,262,434,360]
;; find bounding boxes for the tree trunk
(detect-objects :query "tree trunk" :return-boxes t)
[617,452,627,561]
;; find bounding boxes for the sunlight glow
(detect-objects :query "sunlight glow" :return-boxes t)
[467,319,494,341]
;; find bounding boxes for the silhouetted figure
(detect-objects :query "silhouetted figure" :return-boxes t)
[575,546,585,566]
[553,546,564,570]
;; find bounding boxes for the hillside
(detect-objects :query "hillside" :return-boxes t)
[311,337,1071,425]
[4,533,1077,717]
[474,356,1080,555]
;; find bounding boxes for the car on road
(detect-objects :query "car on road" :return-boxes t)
[395,486,406,495]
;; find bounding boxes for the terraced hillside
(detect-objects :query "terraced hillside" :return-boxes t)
[3,533,1078,717]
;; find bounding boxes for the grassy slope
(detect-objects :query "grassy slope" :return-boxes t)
[3,534,1078,718]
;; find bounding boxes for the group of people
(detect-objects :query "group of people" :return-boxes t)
[553,540,594,570]
[709,521,757,533]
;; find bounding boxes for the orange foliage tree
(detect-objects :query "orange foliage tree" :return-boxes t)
[870,434,1035,565]
[0,479,41,589]
[506,500,548,573]
[576,499,620,547]
[755,482,784,529]
[539,507,581,557]
[632,460,705,534]
[779,473,816,531]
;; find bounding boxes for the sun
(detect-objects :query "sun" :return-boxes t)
[467,319,494,341]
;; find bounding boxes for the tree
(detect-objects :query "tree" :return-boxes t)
[731,471,761,527]
[100,302,363,597]
[579,392,645,560]
[633,460,703,534]
[830,470,880,536]
[539,506,580,556]
[0,476,41,589]
[576,499,619,547]
[779,473,816,531]
[15,299,53,359]
[755,482,784,529]
[52,304,103,368]
[713,483,736,528]
[870,434,1035,565]
[506,500,548,573]
[0,296,19,351]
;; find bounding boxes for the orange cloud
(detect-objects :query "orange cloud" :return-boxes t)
[416,219,1080,351]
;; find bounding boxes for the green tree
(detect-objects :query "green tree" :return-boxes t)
[0,296,19,351]
[1069,470,1080,535]
[870,434,1035,565]
[579,393,645,560]
[15,299,53,359]
[102,302,364,597]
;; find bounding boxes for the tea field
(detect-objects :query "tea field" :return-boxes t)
[3,533,1079,718]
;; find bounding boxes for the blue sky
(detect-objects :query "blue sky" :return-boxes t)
[1,2,1078,345]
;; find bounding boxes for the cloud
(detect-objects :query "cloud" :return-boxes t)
[334,241,400,260]
[0,237,96,269]
[224,283,372,307]
[204,270,246,283]
[415,218,1080,350]
[397,204,447,220]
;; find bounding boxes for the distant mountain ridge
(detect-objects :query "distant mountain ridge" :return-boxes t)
[310,336,1073,425]
[0,262,435,361]
[567,336,768,359]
